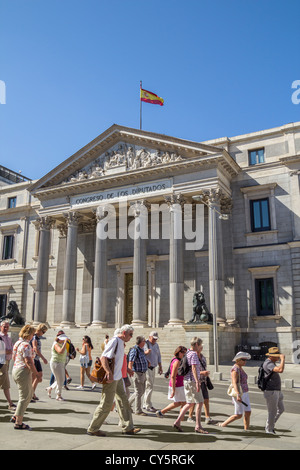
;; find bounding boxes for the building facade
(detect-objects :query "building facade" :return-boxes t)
[1,122,300,361]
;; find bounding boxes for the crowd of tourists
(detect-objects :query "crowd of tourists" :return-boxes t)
[0,320,285,436]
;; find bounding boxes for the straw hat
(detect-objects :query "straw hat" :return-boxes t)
[265,347,281,357]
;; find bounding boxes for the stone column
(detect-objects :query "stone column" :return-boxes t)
[92,208,108,327]
[165,194,185,326]
[130,200,148,327]
[203,189,227,324]
[61,211,81,327]
[34,216,54,325]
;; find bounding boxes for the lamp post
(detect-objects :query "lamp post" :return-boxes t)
[192,194,228,374]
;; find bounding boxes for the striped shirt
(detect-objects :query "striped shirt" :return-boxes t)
[184,349,201,382]
[128,345,148,373]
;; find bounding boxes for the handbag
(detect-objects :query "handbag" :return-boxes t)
[227,367,243,398]
[199,357,214,390]
[90,340,118,384]
[206,375,214,390]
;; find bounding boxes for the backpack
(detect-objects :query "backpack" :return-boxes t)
[68,342,76,359]
[177,353,190,376]
[257,362,273,391]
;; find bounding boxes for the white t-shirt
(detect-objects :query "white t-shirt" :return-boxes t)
[102,336,124,381]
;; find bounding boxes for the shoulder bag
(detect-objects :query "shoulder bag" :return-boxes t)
[199,357,214,390]
[90,339,118,384]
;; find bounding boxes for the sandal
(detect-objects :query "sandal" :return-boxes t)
[14,423,32,430]
[10,416,16,423]
[195,427,209,434]
[173,423,183,432]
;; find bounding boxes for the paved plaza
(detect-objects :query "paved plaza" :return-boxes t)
[1,361,299,452]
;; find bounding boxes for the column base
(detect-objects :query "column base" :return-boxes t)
[59,321,77,328]
[91,321,108,328]
[167,319,185,327]
[130,320,148,328]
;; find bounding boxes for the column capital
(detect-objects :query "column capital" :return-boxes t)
[164,193,185,208]
[35,216,55,231]
[129,199,150,217]
[63,211,82,227]
[197,188,233,214]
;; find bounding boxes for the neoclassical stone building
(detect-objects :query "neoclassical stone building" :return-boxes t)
[0,122,300,361]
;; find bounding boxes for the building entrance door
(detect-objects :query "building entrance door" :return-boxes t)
[124,272,149,325]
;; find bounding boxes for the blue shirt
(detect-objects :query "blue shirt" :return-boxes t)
[128,345,148,373]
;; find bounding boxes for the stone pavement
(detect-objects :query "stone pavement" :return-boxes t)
[0,361,299,452]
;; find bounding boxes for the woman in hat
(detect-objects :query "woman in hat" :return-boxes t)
[218,351,252,430]
[49,333,68,401]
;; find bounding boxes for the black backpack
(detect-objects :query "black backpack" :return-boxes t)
[257,362,273,391]
[177,354,190,376]
[68,342,76,359]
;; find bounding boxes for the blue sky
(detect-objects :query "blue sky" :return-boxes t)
[1,0,300,181]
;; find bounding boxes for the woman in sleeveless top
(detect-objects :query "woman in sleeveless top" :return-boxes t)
[156,346,187,418]
[218,351,252,430]
[76,335,94,389]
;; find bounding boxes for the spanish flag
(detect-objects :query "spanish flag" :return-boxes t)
[140,88,164,106]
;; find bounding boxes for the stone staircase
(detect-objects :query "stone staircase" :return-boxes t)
[13,326,189,368]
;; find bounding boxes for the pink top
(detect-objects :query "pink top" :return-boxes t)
[231,364,248,393]
[169,357,184,388]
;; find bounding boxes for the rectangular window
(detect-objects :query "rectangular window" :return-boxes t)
[255,278,274,316]
[250,198,270,232]
[8,197,17,209]
[249,148,265,165]
[0,294,7,317]
[2,235,14,260]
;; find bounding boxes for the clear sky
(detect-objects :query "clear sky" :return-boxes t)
[1,0,300,181]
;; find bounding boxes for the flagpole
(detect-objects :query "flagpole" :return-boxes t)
[140,80,142,130]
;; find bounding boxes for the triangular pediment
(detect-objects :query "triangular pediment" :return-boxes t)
[30,124,239,198]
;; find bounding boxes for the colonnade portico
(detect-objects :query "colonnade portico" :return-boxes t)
[32,188,230,329]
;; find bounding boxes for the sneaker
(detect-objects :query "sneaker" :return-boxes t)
[205,417,214,424]
[187,417,195,423]
[145,407,157,412]
[136,411,148,416]
[156,410,164,418]
[91,384,97,390]
[8,403,16,411]
[76,385,84,390]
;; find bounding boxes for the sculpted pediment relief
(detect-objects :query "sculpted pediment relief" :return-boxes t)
[61,142,185,185]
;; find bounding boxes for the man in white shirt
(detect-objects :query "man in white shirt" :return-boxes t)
[0,320,16,411]
[87,324,141,437]
[143,331,163,412]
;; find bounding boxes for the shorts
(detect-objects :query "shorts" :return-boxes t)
[168,385,186,403]
[232,392,251,415]
[184,380,203,404]
[80,359,92,368]
[34,359,42,373]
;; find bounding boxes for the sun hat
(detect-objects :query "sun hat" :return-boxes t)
[232,351,251,362]
[265,347,281,357]
[149,331,159,339]
[57,334,68,341]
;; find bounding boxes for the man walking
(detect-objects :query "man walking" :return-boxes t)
[262,347,285,434]
[0,320,16,411]
[87,324,141,437]
[143,331,163,412]
[128,336,149,416]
